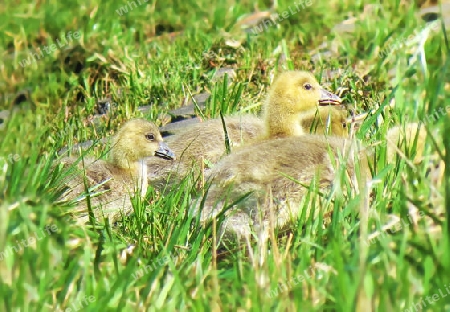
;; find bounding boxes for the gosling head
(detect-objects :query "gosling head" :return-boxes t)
[110,119,175,169]
[263,71,342,138]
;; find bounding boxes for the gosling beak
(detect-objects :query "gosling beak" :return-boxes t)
[345,112,368,124]
[155,142,176,160]
[318,88,342,105]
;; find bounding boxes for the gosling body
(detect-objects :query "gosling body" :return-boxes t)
[196,135,365,243]
[147,115,263,187]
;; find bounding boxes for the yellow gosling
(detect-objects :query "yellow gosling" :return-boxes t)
[57,119,175,224]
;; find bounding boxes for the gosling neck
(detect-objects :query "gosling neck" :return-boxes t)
[265,112,304,138]
[109,142,143,175]
[110,148,148,195]
[264,99,319,138]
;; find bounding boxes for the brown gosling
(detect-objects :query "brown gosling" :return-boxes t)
[195,135,367,245]
[57,118,175,224]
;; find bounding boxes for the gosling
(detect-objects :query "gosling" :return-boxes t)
[195,134,366,245]
[57,118,175,224]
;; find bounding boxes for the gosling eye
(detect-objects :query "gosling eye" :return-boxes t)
[145,133,155,140]
[303,83,313,90]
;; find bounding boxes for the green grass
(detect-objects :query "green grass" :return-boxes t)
[1,0,449,310]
